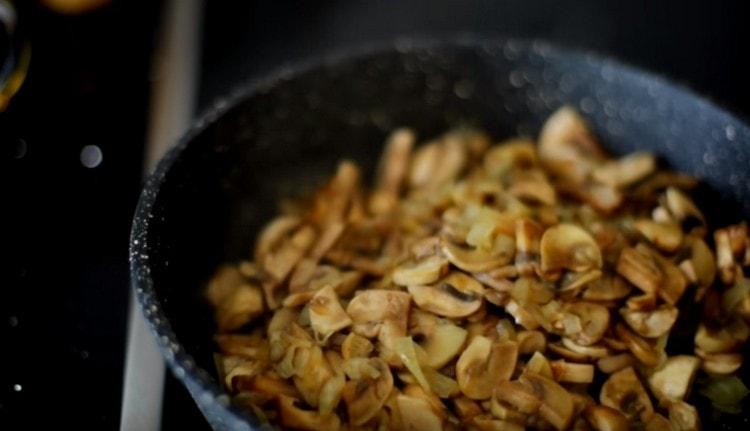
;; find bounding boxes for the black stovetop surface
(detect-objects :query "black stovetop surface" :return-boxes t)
[3,1,749,428]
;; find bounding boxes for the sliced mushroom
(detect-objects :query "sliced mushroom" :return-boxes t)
[341,357,394,426]
[490,394,528,424]
[470,415,525,431]
[514,218,543,277]
[646,245,688,305]
[526,351,554,379]
[584,404,629,431]
[645,413,675,431]
[665,187,706,236]
[562,337,610,358]
[596,353,635,374]
[254,215,301,263]
[550,360,595,383]
[693,320,748,354]
[507,169,557,206]
[560,302,610,346]
[583,273,632,302]
[290,343,335,407]
[441,234,516,273]
[278,394,341,431]
[505,299,542,330]
[648,355,700,401]
[420,322,468,369]
[453,395,484,421]
[408,272,485,318]
[616,246,662,294]
[369,128,414,215]
[215,283,265,332]
[206,264,246,307]
[517,330,547,355]
[634,219,683,253]
[251,372,300,398]
[346,290,411,362]
[483,139,538,179]
[621,305,679,338]
[715,228,737,285]
[592,152,656,189]
[540,223,603,274]
[615,324,661,367]
[396,394,444,431]
[519,372,575,430]
[456,337,518,400]
[409,135,467,190]
[600,367,654,422]
[341,332,374,360]
[494,381,542,415]
[308,161,361,225]
[393,255,450,286]
[695,349,743,374]
[309,285,352,342]
[684,238,716,301]
[666,400,700,431]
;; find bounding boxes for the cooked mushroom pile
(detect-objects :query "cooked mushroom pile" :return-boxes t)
[207,106,750,430]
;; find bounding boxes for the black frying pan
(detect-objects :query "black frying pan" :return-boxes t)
[130,37,750,430]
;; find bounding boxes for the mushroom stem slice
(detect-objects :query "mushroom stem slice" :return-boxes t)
[648,355,700,401]
[550,360,595,383]
[540,223,603,273]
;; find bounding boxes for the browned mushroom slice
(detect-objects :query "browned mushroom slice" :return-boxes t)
[592,152,656,189]
[308,285,352,342]
[615,324,662,367]
[508,169,558,206]
[666,400,700,431]
[251,373,300,398]
[369,128,414,215]
[341,332,374,360]
[408,272,485,318]
[453,395,484,422]
[616,246,662,295]
[456,336,518,400]
[620,305,679,338]
[647,246,688,305]
[644,413,674,431]
[526,351,554,379]
[290,344,335,407]
[214,332,267,358]
[695,349,743,374]
[665,187,706,236]
[596,353,635,374]
[393,255,450,286]
[409,135,467,190]
[346,290,411,361]
[215,283,265,332]
[694,319,749,353]
[278,394,341,431]
[648,355,700,401]
[490,393,528,424]
[634,219,683,253]
[254,215,301,263]
[519,372,575,430]
[517,330,547,355]
[470,414,525,431]
[341,357,394,426]
[682,238,716,302]
[582,273,632,302]
[494,381,542,415]
[715,228,737,285]
[538,106,606,184]
[395,393,444,431]
[441,234,516,273]
[561,338,610,359]
[550,360,595,383]
[561,302,610,346]
[600,367,654,422]
[483,139,538,178]
[584,405,629,431]
[307,161,361,225]
[206,264,246,307]
[505,299,542,331]
[541,223,603,274]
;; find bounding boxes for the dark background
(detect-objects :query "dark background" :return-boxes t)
[2,0,748,428]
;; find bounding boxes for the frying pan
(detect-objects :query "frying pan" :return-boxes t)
[130,37,750,430]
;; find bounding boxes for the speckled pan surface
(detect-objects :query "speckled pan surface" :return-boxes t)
[130,37,750,430]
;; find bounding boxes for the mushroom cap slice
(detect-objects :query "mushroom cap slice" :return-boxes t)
[346,290,411,362]
[540,224,603,273]
[396,394,444,431]
[309,285,352,342]
[519,372,575,431]
[550,360,595,383]
[561,301,610,346]
[278,394,341,431]
[420,322,468,369]
[616,246,662,294]
[648,355,700,401]
[644,413,674,431]
[408,272,485,318]
[621,305,679,338]
[456,336,518,400]
[441,234,516,273]
[615,324,662,367]
[695,350,743,374]
[665,187,706,235]
[592,152,656,189]
[216,284,265,332]
[341,357,394,426]
[667,400,700,431]
[600,367,654,422]
[393,255,449,286]
[634,219,683,253]
[584,404,630,431]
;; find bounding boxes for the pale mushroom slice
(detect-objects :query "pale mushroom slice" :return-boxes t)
[419,322,468,369]
[518,372,575,431]
[341,357,394,426]
[456,336,518,400]
[278,394,341,431]
[600,367,654,423]
[559,302,611,346]
[540,223,603,274]
[693,319,748,354]
[308,160,361,225]
[596,353,635,374]
[695,349,743,374]
[408,272,485,318]
[634,219,683,253]
[664,187,706,236]
[341,332,374,360]
[395,394,444,431]
[392,255,450,286]
[515,218,542,276]
[409,134,467,190]
[682,238,716,302]
[441,233,516,273]
[592,152,656,189]
[666,400,700,431]
[490,393,528,425]
[584,405,630,431]
[644,413,675,431]
[470,415,525,431]
[291,343,335,408]
[550,360,595,383]
[517,330,547,355]
[582,273,632,302]
[616,246,662,295]
[715,227,737,285]
[620,304,679,338]
[562,337,610,359]
[494,381,542,415]
[308,285,352,342]
[648,355,700,401]
[538,106,607,184]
